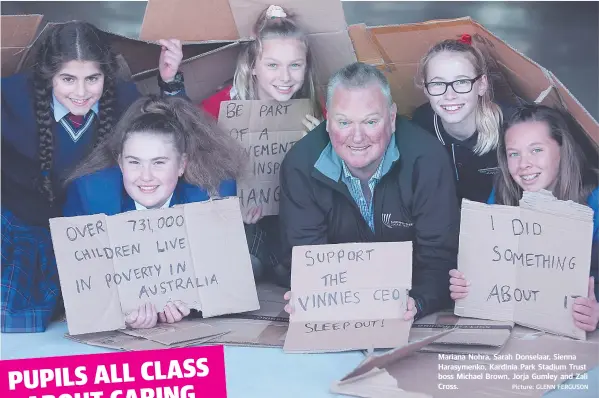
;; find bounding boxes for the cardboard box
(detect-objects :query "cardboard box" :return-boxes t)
[347,17,599,147]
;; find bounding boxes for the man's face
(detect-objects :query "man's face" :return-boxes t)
[327,84,396,179]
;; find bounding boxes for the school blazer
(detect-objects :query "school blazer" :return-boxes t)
[63,167,237,217]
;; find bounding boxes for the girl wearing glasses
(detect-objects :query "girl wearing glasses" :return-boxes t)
[412,36,511,204]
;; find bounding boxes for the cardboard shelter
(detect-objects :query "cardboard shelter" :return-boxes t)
[2,0,356,105]
[347,17,599,147]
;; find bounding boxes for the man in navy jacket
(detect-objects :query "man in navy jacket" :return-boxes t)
[279,63,460,320]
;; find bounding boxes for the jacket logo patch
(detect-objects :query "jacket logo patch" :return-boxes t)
[478,167,500,175]
[382,213,413,229]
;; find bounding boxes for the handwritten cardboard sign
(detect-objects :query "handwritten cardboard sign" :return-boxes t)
[217,99,312,216]
[454,191,594,340]
[49,197,260,336]
[283,241,413,352]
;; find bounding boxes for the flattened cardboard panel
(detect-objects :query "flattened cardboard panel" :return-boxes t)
[183,198,260,317]
[381,66,426,118]
[49,215,125,335]
[550,72,599,145]
[228,0,348,38]
[410,312,513,348]
[347,24,384,65]
[308,31,357,87]
[140,0,239,42]
[369,27,436,65]
[0,15,43,47]
[1,14,43,76]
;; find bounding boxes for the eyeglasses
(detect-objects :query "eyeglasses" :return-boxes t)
[424,75,483,96]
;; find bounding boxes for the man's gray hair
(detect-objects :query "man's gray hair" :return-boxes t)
[326,62,394,109]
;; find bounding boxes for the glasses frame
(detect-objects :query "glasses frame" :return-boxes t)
[424,74,483,96]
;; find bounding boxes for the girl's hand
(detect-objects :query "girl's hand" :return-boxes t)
[125,303,158,329]
[243,205,263,224]
[158,300,191,324]
[449,269,470,300]
[572,276,599,332]
[158,39,183,83]
[302,114,321,136]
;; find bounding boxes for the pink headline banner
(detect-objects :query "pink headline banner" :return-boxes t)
[0,346,227,398]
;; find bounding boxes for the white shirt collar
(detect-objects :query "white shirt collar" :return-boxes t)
[52,93,100,122]
[134,194,174,211]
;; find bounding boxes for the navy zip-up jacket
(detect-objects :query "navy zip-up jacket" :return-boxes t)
[279,116,460,319]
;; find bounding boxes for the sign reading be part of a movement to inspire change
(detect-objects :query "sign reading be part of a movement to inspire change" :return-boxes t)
[217,99,312,216]
[455,191,594,340]
[49,198,260,336]
[284,241,413,352]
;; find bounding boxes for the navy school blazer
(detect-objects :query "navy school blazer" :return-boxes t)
[63,166,237,217]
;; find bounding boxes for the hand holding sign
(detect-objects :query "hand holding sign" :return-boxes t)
[572,276,599,332]
[158,39,183,83]
[449,268,470,300]
[125,303,158,329]
[242,205,263,224]
[158,300,191,324]
[302,114,321,135]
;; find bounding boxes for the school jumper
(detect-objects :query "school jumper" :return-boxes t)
[278,116,461,319]
[411,102,515,204]
[488,187,599,302]
[63,166,237,216]
[1,72,183,333]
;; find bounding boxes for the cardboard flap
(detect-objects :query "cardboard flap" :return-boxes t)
[1,14,43,76]
[340,328,454,382]
[1,14,43,47]
[350,17,599,146]
[140,0,239,42]
[139,0,348,42]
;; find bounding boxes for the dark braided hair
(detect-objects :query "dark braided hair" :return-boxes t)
[33,21,120,204]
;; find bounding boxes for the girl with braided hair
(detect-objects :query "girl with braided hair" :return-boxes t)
[1,21,184,333]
